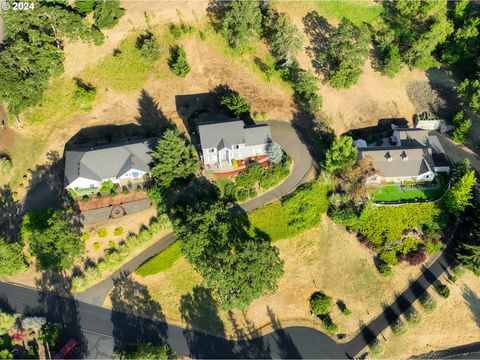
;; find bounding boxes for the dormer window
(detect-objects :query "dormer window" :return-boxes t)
[401,151,408,161]
[232,144,240,150]
[386,152,392,162]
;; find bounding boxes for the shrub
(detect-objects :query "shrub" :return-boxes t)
[82,195,90,202]
[136,32,161,60]
[98,228,108,238]
[379,249,398,266]
[169,22,194,38]
[425,239,443,255]
[81,233,90,241]
[93,242,101,251]
[329,207,358,227]
[419,292,437,313]
[96,192,102,199]
[310,292,333,316]
[369,339,383,356]
[74,79,96,111]
[405,306,422,324]
[108,241,116,248]
[266,143,284,164]
[391,318,406,336]
[122,187,130,195]
[400,249,427,266]
[375,261,393,277]
[71,216,172,292]
[436,284,450,298]
[168,45,190,77]
[113,227,124,236]
[319,314,338,334]
[253,112,269,121]
[220,93,251,116]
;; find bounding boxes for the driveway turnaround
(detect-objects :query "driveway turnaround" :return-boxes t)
[77,120,315,306]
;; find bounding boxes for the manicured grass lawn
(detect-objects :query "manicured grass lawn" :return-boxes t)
[372,176,449,203]
[316,0,384,25]
[136,241,182,276]
[372,186,444,202]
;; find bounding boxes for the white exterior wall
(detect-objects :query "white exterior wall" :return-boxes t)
[66,177,101,190]
[202,144,268,165]
[367,171,435,185]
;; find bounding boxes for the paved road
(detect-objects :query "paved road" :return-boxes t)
[413,341,480,359]
[77,120,315,306]
[0,282,346,359]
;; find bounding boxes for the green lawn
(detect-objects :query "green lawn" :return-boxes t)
[372,177,449,203]
[248,179,331,242]
[136,241,182,276]
[316,0,384,25]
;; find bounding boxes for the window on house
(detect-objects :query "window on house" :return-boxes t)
[132,171,140,178]
[209,148,215,153]
[232,145,239,150]
[89,184,95,188]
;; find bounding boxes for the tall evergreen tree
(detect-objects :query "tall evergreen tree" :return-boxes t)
[323,136,358,174]
[263,9,304,65]
[458,206,480,275]
[150,128,198,189]
[216,0,262,49]
[444,169,476,215]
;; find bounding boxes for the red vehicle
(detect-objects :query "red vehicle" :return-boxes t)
[54,339,79,359]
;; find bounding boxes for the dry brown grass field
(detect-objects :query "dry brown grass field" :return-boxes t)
[378,271,480,358]
[108,218,425,342]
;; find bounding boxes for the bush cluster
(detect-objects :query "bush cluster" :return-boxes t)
[71,216,172,292]
[310,291,339,334]
[223,157,291,202]
[419,292,437,313]
[436,284,450,298]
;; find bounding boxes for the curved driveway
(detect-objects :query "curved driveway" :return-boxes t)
[77,120,315,306]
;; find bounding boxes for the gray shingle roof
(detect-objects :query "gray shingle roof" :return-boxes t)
[396,128,429,146]
[359,147,431,178]
[65,138,158,185]
[197,119,271,150]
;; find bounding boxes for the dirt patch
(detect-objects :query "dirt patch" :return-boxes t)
[381,271,480,359]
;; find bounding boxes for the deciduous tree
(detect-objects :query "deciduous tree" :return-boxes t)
[0,238,27,276]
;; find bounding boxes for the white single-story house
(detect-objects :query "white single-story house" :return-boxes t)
[197,118,272,168]
[64,138,157,192]
[356,128,450,184]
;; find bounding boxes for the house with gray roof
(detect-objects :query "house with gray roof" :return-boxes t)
[356,128,450,184]
[64,138,157,192]
[197,118,272,169]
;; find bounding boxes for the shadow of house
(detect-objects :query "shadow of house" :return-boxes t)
[343,118,409,140]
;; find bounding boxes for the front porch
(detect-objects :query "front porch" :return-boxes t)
[205,155,269,177]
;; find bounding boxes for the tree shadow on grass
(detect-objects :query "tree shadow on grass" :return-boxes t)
[110,274,168,353]
[463,285,480,328]
[179,286,235,358]
[302,11,332,80]
[136,89,175,137]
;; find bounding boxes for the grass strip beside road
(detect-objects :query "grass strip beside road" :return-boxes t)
[136,241,182,276]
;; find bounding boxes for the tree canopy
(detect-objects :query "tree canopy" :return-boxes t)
[444,168,476,216]
[214,0,263,49]
[262,9,304,66]
[458,206,480,276]
[0,238,27,276]
[317,18,371,88]
[21,209,84,271]
[323,136,358,174]
[174,200,284,309]
[168,46,191,78]
[150,128,199,189]
[220,93,251,117]
[114,343,176,360]
[0,0,104,115]
[377,0,453,72]
[93,0,125,29]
